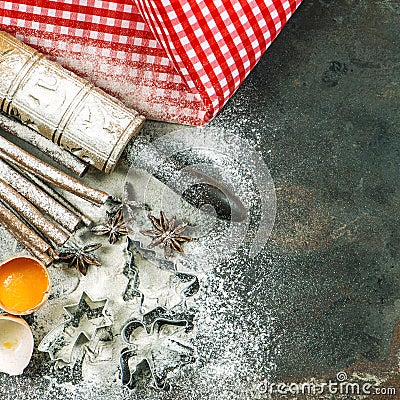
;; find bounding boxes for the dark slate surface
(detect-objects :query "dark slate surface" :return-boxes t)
[0,0,399,398]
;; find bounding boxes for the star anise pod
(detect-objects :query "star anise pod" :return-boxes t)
[140,211,192,259]
[91,208,131,244]
[58,243,102,276]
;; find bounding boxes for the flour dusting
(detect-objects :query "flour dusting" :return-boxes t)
[0,121,279,400]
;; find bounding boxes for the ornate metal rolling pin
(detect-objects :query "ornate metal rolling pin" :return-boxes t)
[0,31,145,174]
[0,177,69,246]
[0,135,109,205]
[0,159,82,232]
[0,203,54,266]
[0,112,88,176]
[0,31,247,222]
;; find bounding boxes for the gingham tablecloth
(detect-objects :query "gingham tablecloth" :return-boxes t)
[0,0,301,125]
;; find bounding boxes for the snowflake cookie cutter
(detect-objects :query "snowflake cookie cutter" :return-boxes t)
[38,291,112,364]
[120,316,196,390]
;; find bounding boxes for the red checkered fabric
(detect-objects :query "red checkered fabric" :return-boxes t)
[0,0,301,125]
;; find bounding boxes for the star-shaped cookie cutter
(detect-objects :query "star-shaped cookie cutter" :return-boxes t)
[38,291,113,364]
[120,316,195,390]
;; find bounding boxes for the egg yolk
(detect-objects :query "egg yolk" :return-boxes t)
[0,257,49,313]
[3,339,18,350]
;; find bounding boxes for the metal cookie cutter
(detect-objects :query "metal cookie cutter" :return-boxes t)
[120,316,195,390]
[123,238,199,316]
[38,291,112,364]
[119,238,199,389]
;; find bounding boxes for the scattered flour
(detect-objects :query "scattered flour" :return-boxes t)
[0,121,279,400]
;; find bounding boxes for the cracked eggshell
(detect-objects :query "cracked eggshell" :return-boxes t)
[0,314,34,375]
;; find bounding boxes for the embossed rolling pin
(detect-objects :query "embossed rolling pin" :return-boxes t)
[0,31,145,174]
[0,31,247,222]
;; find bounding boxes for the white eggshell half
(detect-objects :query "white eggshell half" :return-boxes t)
[0,315,34,375]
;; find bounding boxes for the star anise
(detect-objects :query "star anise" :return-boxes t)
[91,208,131,244]
[140,211,192,259]
[58,243,102,276]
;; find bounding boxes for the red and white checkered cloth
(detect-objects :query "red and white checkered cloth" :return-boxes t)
[0,0,301,125]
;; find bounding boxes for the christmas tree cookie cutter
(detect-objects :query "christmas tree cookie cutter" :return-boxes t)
[123,238,199,315]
